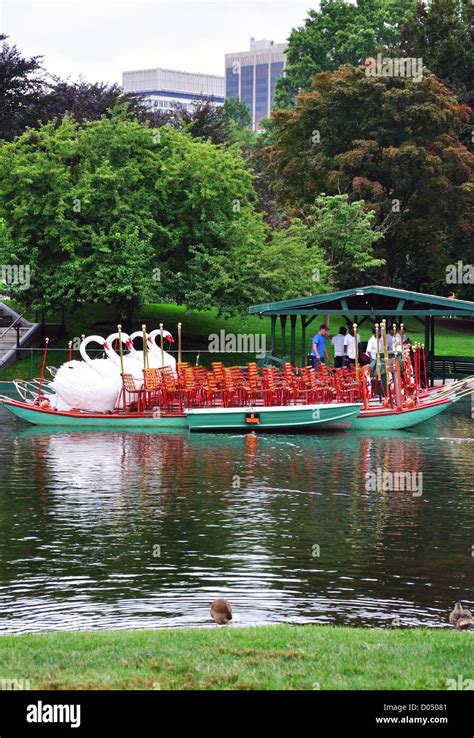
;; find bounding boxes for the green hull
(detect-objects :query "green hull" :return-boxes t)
[1,399,362,433]
[352,397,455,430]
[1,401,188,429]
[185,403,362,432]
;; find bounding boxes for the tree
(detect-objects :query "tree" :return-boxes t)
[0,35,44,140]
[223,98,252,129]
[399,0,473,100]
[267,66,473,291]
[0,111,160,321]
[0,107,267,320]
[305,195,384,288]
[35,77,145,126]
[183,217,332,316]
[143,99,234,146]
[274,0,416,107]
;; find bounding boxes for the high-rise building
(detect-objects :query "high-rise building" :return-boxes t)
[122,67,225,113]
[225,38,287,130]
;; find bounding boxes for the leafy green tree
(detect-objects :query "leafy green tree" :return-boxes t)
[183,217,331,316]
[0,35,44,140]
[0,111,160,321]
[144,99,235,146]
[268,67,473,290]
[306,195,384,288]
[399,0,473,100]
[274,0,416,107]
[223,98,252,129]
[0,107,267,320]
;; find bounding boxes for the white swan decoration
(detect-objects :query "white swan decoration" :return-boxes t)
[128,329,177,373]
[104,332,143,383]
[52,335,122,412]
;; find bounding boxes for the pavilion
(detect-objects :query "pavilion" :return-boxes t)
[248,285,474,382]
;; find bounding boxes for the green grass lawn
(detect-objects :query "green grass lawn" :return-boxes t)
[0,625,471,690]
[1,299,473,380]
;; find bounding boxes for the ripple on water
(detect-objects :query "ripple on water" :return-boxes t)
[0,399,472,633]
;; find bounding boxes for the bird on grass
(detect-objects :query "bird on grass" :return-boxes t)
[449,602,474,630]
[210,598,232,626]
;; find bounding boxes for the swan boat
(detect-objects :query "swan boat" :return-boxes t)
[1,330,470,433]
[0,397,364,432]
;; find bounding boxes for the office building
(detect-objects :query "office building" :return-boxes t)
[122,67,225,112]
[225,38,287,130]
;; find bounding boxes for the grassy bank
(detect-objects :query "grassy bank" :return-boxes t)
[1,300,474,380]
[0,625,471,690]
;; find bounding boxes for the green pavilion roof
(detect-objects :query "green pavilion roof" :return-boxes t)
[248,285,474,317]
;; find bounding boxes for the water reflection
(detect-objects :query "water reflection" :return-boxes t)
[0,400,472,633]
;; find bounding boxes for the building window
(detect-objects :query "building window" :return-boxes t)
[240,65,254,112]
[226,66,239,99]
[270,61,284,109]
[255,63,269,126]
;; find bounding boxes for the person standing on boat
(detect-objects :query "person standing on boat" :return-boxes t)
[387,325,401,353]
[366,328,383,362]
[343,325,361,367]
[311,324,329,369]
[331,326,347,368]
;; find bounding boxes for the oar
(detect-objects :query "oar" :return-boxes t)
[421,343,428,388]
[353,322,359,382]
[38,338,49,400]
[428,377,473,399]
[142,324,148,370]
[160,322,164,369]
[393,323,398,354]
[381,320,392,406]
[375,322,382,400]
[178,322,182,365]
[117,324,126,410]
[117,324,125,376]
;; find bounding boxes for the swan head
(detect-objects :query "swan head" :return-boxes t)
[148,328,174,346]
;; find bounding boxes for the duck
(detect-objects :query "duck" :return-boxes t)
[449,602,474,630]
[210,598,232,626]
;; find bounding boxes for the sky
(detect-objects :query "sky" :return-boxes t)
[1,0,312,85]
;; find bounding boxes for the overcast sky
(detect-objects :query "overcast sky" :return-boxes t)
[1,1,312,85]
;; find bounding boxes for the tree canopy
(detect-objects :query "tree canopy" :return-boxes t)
[400,0,473,101]
[267,66,473,291]
[274,0,416,107]
[0,110,265,319]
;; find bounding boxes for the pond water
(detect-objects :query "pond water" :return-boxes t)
[0,396,472,633]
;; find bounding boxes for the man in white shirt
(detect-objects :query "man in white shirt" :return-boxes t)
[331,326,347,368]
[387,328,394,352]
[343,326,361,366]
[366,328,384,362]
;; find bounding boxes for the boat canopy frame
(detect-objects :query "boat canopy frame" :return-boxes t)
[248,285,474,381]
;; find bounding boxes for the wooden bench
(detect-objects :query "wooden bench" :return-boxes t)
[429,355,474,382]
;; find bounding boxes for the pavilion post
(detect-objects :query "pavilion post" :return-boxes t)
[430,316,435,386]
[300,315,306,367]
[270,315,276,356]
[424,317,431,386]
[280,315,287,359]
[290,315,297,366]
